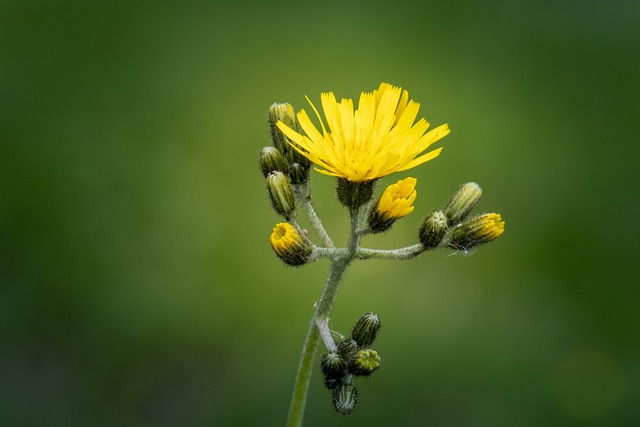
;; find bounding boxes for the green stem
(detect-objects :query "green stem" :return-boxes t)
[286,207,362,427]
[293,182,334,248]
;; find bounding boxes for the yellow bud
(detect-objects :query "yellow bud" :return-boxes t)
[449,213,505,251]
[269,223,312,266]
[367,177,416,233]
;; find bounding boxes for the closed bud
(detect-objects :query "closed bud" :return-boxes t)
[443,182,483,224]
[259,146,288,178]
[332,383,358,415]
[268,103,297,153]
[266,172,295,218]
[337,339,359,360]
[269,223,312,266]
[351,313,381,347]
[289,162,309,185]
[350,348,382,377]
[419,211,448,249]
[368,178,417,233]
[321,351,347,381]
[449,213,505,252]
[268,103,311,169]
[336,178,376,210]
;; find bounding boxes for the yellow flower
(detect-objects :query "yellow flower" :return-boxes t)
[270,223,312,266]
[376,177,417,220]
[276,83,450,182]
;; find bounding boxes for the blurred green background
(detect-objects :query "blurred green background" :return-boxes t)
[2,0,639,425]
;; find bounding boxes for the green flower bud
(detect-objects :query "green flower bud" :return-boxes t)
[419,210,448,249]
[337,339,359,360]
[289,162,309,185]
[259,146,288,178]
[269,223,312,266]
[266,171,295,218]
[443,182,483,225]
[449,213,505,252]
[321,351,347,381]
[268,103,297,153]
[336,178,376,210]
[332,383,358,415]
[351,313,381,347]
[350,348,382,377]
[267,103,311,169]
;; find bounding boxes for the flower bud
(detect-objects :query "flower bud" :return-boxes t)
[289,162,309,185]
[332,383,358,415]
[350,348,382,377]
[266,172,295,218]
[268,103,311,169]
[449,213,505,251]
[336,178,376,210]
[351,313,381,347]
[443,182,483,225]
[419,210,448,249]
[259,146,288,178]
[321,351,347,381]
[337,339,359,360]
[269,223,312,266]
[368,178,417,233]
[268,103,297,153]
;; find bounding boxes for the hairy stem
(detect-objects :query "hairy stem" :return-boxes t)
[286,206,361,427]
[293,182,334,248]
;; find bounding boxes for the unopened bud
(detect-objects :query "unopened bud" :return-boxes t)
[336,178,376,210]
[266,172,295,218]
[332,383,358,415]
[351,313,381,347]
[269,223,312,266]
[337,339,359,360]
[268,103,297,153]
[268,103,311,169]
[368,178,416,233]
[289,162,309,185]
[419,211,448,249]
[259,146,287,178]
[443,182,483,224]
[321,351,347,382]
[449,213,505,251]
[350,348,382,377]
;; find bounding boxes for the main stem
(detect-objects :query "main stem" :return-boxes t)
[286,206,362,427]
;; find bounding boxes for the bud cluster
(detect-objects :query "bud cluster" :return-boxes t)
[418,182,505,252]
[261,104,313,222]
[321,313,383,415]
[264,103,311,185]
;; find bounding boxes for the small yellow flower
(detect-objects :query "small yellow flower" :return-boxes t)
[367,177,417,233]
[270,223,312,266]
[277,83,450,182]
[376,177,417,220]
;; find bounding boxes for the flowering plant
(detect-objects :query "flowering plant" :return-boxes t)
[260,83,504,426]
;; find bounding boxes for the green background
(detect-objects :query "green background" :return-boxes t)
[2,0,639,425]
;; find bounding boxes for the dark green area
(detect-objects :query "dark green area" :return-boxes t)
[2,0,639,425]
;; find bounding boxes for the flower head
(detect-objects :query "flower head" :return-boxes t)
[270,223,312,266]
[277,83,450,182]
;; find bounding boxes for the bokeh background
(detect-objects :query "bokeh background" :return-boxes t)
[2,0,639,425]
